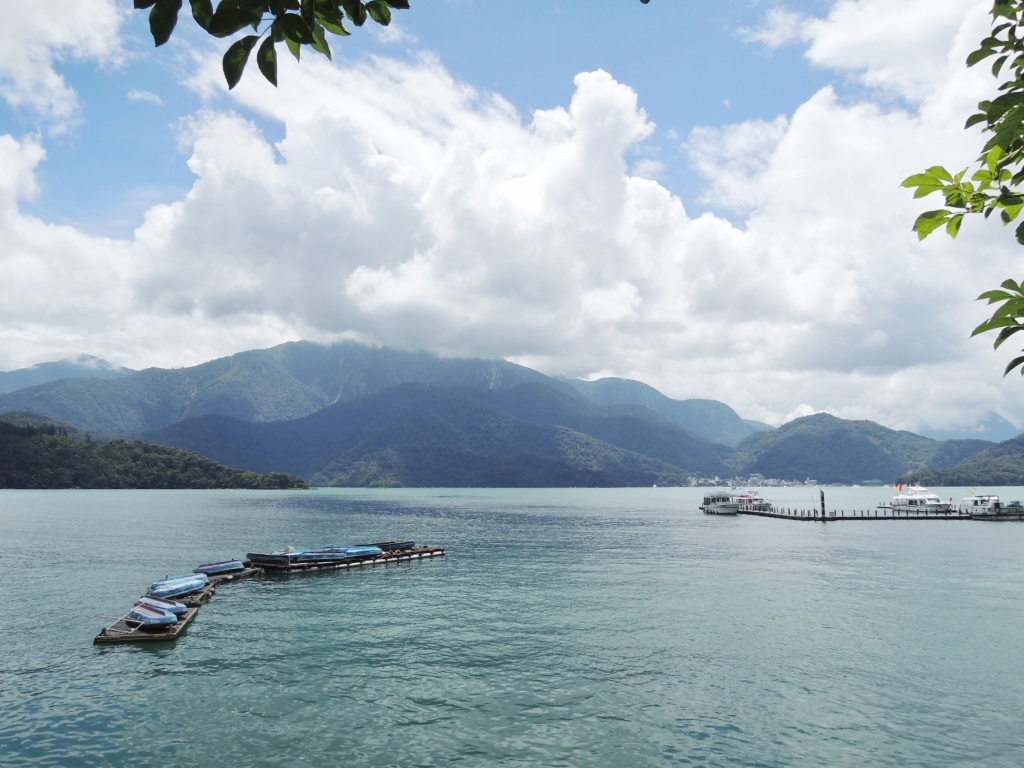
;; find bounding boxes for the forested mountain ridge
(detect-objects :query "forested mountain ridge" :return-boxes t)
[900,435,1024,486]
[560,376,771,446]
[0,356,133,395]
[0,420,307,490]
[145,382,707,487]
[730,413,990,484]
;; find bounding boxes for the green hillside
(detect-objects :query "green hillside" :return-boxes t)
[0,419,307,490]
[0,356,133,395]
[900,435,1024,485]
[731,413,990,484]
[561,376,770,446]
[0,342,553,436]
[146,383,697,487]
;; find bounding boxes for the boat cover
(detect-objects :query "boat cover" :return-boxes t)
[128,603,178,627]
[193,560,245,575]
[137,596,188,615]
[150,573,209,599]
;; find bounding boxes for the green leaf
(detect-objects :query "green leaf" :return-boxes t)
[925,165,954,181]
[1002,278,1022,293]
[946,213,964,237]
[993,54,1010,76]
[222,34,259,89]
[150,0,183,46]
[311,22,332,59]
[301,0,315,26]
[994,324,1024,349]
[341,0,367,25]
[1017,219,1024,245]
[1004,355,1024,376]
[257,35,278,86]
[385,0,410,7]
[278,13,315,43]
[285,35,301,61]
[965,113,988,129]
[366,0,392,24]
[977,289,1016,302]
[911,209,951,240]
[208,6,261,37]
[190,0,214,29]
[135,0,158,8]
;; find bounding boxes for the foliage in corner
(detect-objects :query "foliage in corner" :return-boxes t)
[133,0,412,89]
[901,0,1024,375]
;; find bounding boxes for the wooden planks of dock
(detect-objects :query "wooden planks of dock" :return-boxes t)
[738,508,970,522]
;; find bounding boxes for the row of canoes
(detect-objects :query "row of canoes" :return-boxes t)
[125,559,247,628]
[246,540,415,566]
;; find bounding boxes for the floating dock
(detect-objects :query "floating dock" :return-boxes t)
[249,545,446,574]
[94,548,442,645]
[738,507,970,522]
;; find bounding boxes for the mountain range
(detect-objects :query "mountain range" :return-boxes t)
[0,355,133,395]
[0,341,1018,486]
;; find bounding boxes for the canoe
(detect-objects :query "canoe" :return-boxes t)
[343,546,383,558]
[150,573,210,599]
[127,603,179,627]
[137,595,188,615]
[296,550,351,562]
[194,560,245,576]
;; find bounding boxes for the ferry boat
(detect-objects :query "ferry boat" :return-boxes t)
[878,485,954,514]
[700,492,739,515]
[735,492,773,513]
[962,494,1024,520]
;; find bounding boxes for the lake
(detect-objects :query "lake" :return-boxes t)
[1,486,1023,766]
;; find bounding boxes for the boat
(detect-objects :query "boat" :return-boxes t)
[735,492,773,513]
[194,559,246,576]
[245,549,309,565]
[878,485,954,514]
[964,495,1024,520]
[297,545,384,562]
[361,540,415,552]
[150,573,210,599]
[136,595,188,615]
[700,492,739,515]
[127,603,179,628]
[960,494,1003,515]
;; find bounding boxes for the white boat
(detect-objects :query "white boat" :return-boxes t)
[959,494,1003,515]
[962,494,1024,519]
[700,492,739,515]
[735,492,773,513]
[878,485,954,514]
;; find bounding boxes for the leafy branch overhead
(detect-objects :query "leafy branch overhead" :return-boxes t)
[902,0,1024,375]
[133,0,411,89]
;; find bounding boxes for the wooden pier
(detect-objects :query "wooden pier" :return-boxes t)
[250,545,446,574]
[738,507,970,522]
[94,549,443,645]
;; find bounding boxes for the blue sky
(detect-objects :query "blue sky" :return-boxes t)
[8,0,836,237]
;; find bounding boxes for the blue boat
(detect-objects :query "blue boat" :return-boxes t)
[364,541,415,552]
[296,549,351,562]
[150,573,209,599]
[128,603,179,627]
[343,546,383,558]
[137,595,188,615]
[246,550,308,565]
[194,560,245,576]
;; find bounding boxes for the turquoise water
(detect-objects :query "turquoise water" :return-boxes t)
[2,486,1024,767]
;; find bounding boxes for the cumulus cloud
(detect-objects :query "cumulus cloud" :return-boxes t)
[0,0,125,129]
[3,0,1024,435]
[127,88,163,105]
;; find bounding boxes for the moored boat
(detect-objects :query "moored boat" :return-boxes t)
[362,540,415,552]
[735,492,773,513]
[245,549,309,565]
[127,603,179,627]
[959,494,1003,515]
[194,559,246,576]
[137,595,188,615]
[700,492,739,515]
[150,573,209,599]
[878,485,954,514]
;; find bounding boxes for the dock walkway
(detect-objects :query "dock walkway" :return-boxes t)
[251,546,446,574]
[738,508,969,522]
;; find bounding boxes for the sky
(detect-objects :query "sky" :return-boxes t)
[1,0,1022,437]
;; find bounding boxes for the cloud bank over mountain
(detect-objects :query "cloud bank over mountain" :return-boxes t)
[0,0,1020,435]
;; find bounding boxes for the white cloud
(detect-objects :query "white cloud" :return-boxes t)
[127,88,163,105]
[3,0,1024,436]
[740,8,812,49]
[0,0,125,130]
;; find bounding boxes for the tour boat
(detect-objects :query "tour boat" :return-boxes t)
[700,492,739,515]
[735,492,773,513]
[959,494,1003,515]
[150,573,209,599]
[878,486,953,514]
[193,559,246,576]
[127,603,179,628]
[136,595,188,615]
